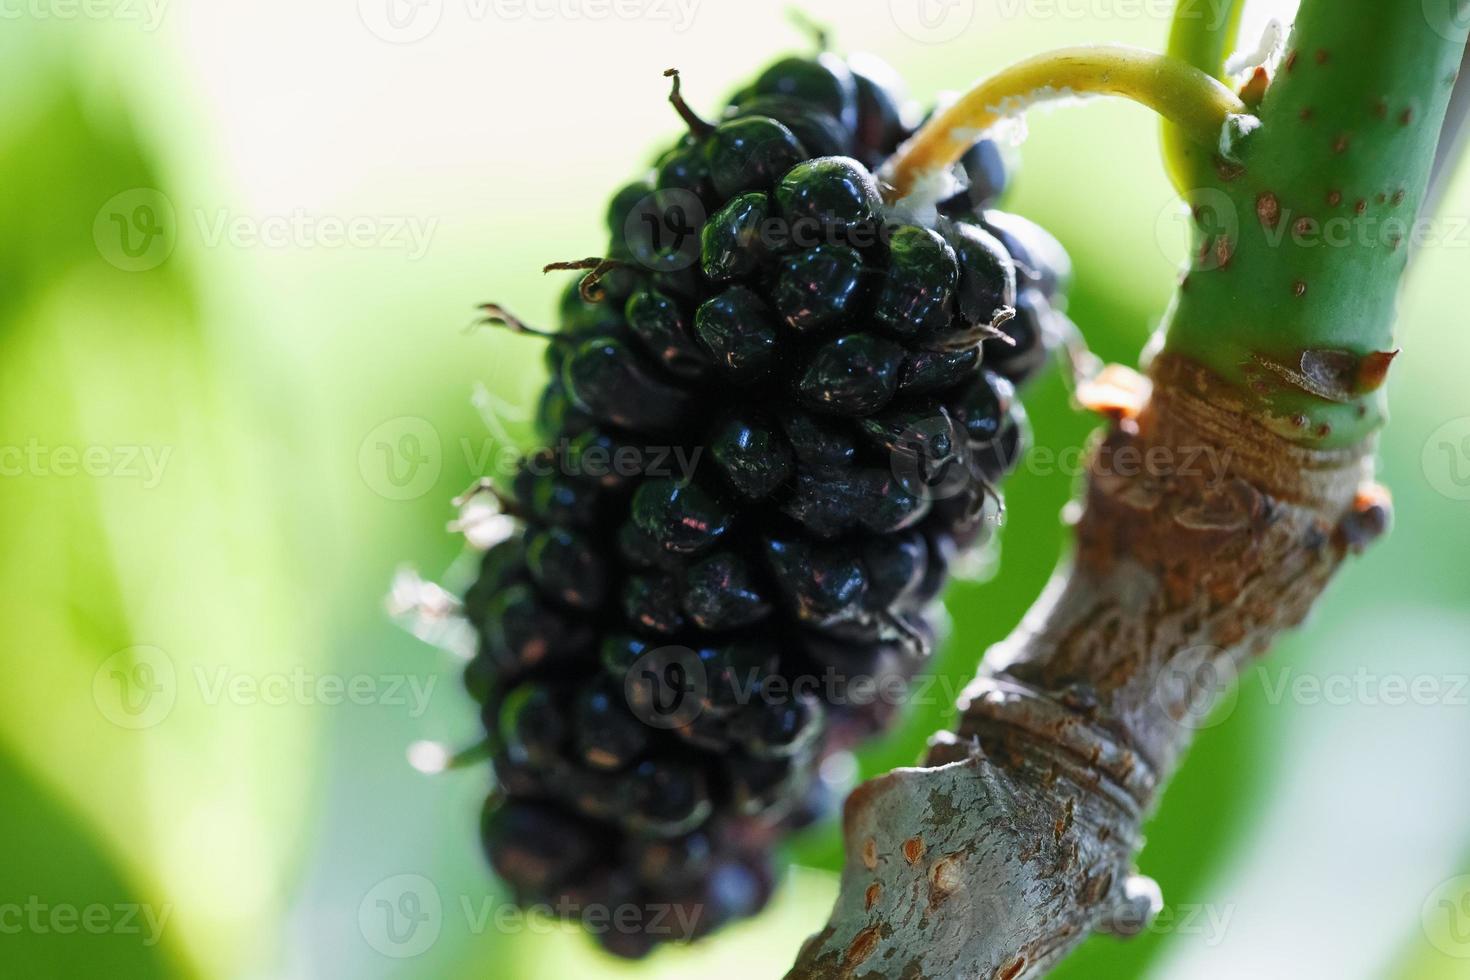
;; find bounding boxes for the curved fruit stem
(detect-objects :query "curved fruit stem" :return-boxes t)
[789,4,1466,978]
[883,44,1251,201]
[1161,0,1244,191]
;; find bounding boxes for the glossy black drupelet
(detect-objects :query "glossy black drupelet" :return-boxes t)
[467,52,1072,957]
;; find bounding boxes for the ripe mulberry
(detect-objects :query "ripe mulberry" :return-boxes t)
[453,51,1074,958]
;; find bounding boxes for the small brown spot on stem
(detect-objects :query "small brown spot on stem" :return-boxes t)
[1355,199,1368,215]
[1214,235,1235,269]
[1376,192,1388,204]
[1391,189,1406,206]
[864,882,881,910]
[1315,49,1330,65]
[1256,192,1281,229]
[1293,216,1314,236]
[1327,190,1342,207]
[1293,280,1308,297]
[1373,99,1389,119]
[1400,107,1415,126]
[997,955,1028,980]
[844,926,881,971]
[1332,134,1351,154]
[861,837,878,870]
[1284,50,1298,73]
[902,837,926,865]
[1299,107,1314,122]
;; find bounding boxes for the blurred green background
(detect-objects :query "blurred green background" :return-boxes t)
[4,1,1469,977]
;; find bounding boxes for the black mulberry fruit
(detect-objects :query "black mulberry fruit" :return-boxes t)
[454,52,1074,958]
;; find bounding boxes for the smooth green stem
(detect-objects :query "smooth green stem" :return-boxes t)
[1159,0,1469,448]
[1162,0,1244,191]
[884,45,1249,201]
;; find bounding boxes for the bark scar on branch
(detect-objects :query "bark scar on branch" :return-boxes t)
[787,353,1388,980]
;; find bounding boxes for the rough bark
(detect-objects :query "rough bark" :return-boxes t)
[786,352,1389,980]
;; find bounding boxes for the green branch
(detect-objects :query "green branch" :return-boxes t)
[1159,0,1470,447]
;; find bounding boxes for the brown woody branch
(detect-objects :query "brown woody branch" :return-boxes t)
[787,353,1389,979]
